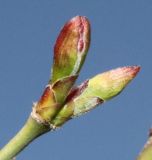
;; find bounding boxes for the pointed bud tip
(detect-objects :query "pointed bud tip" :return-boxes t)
[123,65,140,74]
[119,65,141,79]
[71,15,90,27]
[106,65,140,80]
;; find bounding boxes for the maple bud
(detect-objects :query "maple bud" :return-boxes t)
[51,16,90,83]
[137,128,152,160]
[33,16,91,123]
[52,66,140,126]
[86,66,141,101]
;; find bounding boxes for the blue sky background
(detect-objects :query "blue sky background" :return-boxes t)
[0,0,151,159]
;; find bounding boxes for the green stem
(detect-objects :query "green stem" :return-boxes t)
[0,116,50,160]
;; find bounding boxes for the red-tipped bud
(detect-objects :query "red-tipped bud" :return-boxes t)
[51,16,90,83]
[88,66,140,100]
[52,66,140,125]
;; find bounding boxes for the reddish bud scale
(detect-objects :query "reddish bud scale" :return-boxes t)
[36,86,56,109]
[35,86,60,122]
[65,80,89,102]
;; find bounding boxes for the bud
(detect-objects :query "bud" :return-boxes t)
[51,16,90,83]
[87,66,140,100]
[33,16,90,124]
[52,66,140,126]
[137,128,152,160]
